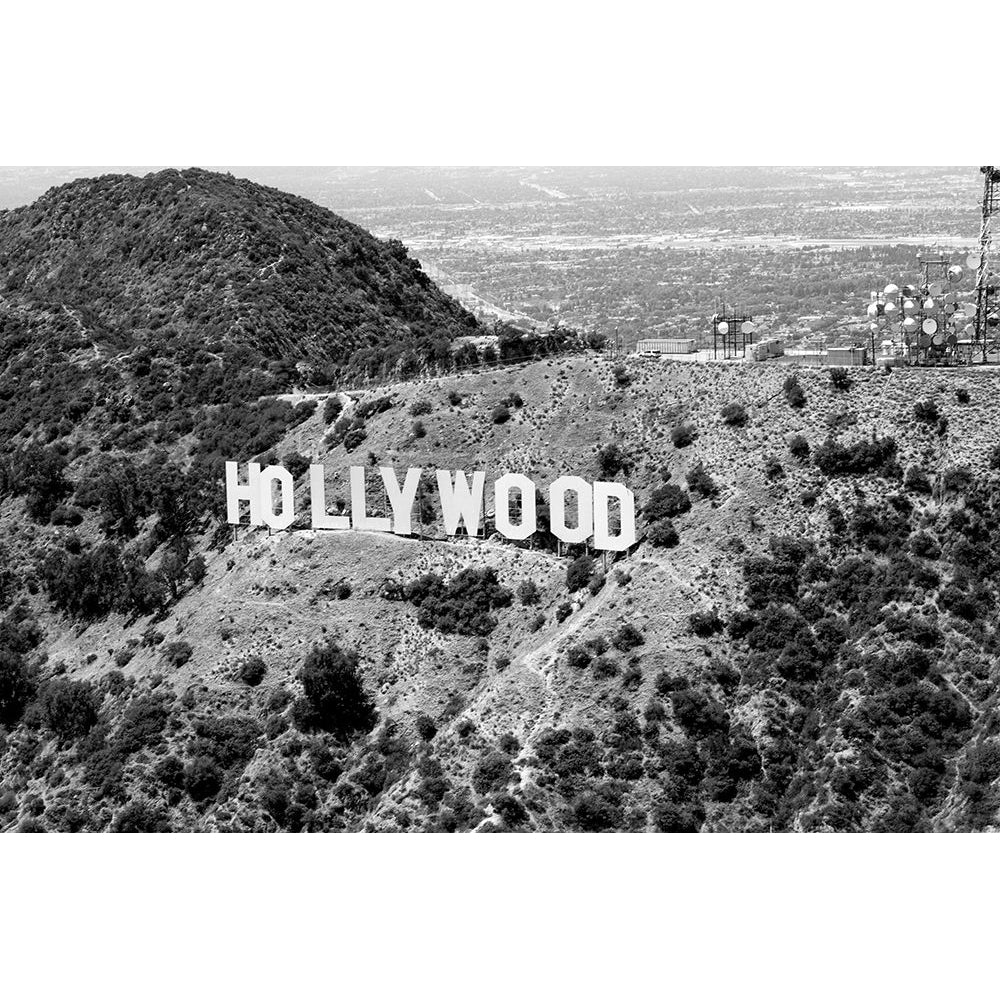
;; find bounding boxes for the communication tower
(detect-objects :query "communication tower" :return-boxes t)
[711,304,756,360]
[865,166,1000,366]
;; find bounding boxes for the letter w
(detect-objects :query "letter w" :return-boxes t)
[436,469,485,536]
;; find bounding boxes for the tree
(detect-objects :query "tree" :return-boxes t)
[323,396,343,424]
[783,375,806,409]
[648,519,679,548]
[186,554,207,586]
[283,451,310,480]
[294,640,377,738]
[686,462,719,498]
[566,554,595,592]
[184,756,222,801]
[40,678,101,742]
[597,443,632,477]
[0,648,32,725]
[517,579,541,605]
[644,484,691,521]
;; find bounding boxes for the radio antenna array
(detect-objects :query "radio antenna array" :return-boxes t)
[711,302,756,360]
[864,167,998,367]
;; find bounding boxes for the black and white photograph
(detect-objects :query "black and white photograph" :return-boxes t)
[4,4,997,997]
[3,164,1000,835]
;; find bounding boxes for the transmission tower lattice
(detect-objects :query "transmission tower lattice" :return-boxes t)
[972,165,1000,361]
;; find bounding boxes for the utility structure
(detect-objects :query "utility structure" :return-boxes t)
[711,304,756,360]
[971,165,1000,361]
[605,327,624,361]
[865,166,999,366]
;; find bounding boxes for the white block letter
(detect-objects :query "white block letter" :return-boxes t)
[381,466,422,536]
[225,461,263,525]
[259,465,295,531]
[309,465,350,530]
[549,476,593,545]
[494,473,536,541]
[593,481,636,552]
[437,469,485,536]
[350,466,391,532]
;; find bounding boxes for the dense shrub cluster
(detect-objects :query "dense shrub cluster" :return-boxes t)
[394,568,513,636]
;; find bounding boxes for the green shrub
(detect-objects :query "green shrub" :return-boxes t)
[111,800,171,832]
[239,656,267,686]
[671,423,696,447]
[40,678,101,742]
[294,640,377,738]
[566,554,595,593]
[0,648,32,725]
[283,451,310,479]
[400,567,512,636]
[644,483,691,520]
[648,519,679,547]
[720,402,748,426]
[829,368,851,391]
[162,641,193,668]
[788,434,810,460]
[783,375,806,408]
[597,443,632,477]
[184,755,222,801]
[686,462,719,498]
[517,579,541,605]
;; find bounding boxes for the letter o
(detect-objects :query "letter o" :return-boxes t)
[549,476,593,545]
[259,465,296,531]
[494,473,537,541]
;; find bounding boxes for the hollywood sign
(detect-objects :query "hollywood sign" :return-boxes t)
[225,462,636,552]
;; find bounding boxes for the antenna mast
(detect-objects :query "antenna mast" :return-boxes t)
[973,166,1000,361]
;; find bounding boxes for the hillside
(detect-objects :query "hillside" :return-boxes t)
[4,345,1000,831]
[0,168,480,453]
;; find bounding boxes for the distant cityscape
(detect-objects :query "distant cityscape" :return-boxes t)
[0,166,984,355]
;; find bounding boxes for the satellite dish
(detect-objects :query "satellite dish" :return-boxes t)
[923,298,937,313]
[902,317,919,334]
[949,265,964,283]
[742,321,756,334]
[928,281,944,297]
[884,301,898,317]
[870,323,880,333]
[902,284,919,298]
[989,313,1000,328]
[944,291,958,304]
[966,253,982,270]
[902,298,918,315]
[884,283,900,298]
[946,334,958,346]
[717,321,729,335]
[867,303,879,318]
[944,302,958,315]
[964,323,976,337]
[918,334,932,348]
[932,332,945,347]
[922,318,939,335]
